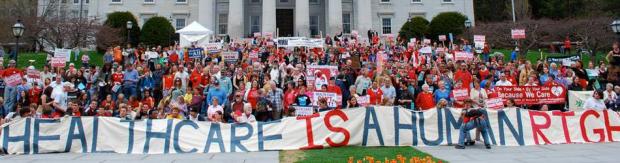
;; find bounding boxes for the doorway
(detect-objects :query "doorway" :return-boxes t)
[276,9,294,37]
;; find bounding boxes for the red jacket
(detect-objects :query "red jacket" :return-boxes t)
[415,92,435,110]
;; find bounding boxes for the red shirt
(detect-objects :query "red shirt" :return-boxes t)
[29,87,41,105]
[1,67,23,77]
[112,73,124,84]
[283,89,298,112]
[454,70,472,89]
[169,53,179,63]
[163,75,174,90]
[367,88,383,105]
[190,70,202,88]
[247,89,259,109]
[415,92,436,110]
[142,97,155,108]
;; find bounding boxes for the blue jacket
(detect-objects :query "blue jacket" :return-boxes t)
[206,86,228,106]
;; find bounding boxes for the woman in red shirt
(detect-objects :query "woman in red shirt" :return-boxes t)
[111,66,124,84]
[246,80,260,110]
[367,82,383,105]
[283,82,298,116]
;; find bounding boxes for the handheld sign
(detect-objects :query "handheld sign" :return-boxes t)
[222,51,239,62]
[438,35,447,41]
[511,29,526,39]
[27,69,40,79]
[51,57,67,67]
[54,48,71,59]
[188,48,204,59]
[294,106,314,116]
[357,95,370,107]
[452,89,469,101]
[4,74,22,87]
[486,98,504,110]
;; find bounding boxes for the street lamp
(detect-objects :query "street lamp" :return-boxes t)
[611,19,620,42]
[126,21,133,45]
[12,20,25,62]
[464,19,472,45]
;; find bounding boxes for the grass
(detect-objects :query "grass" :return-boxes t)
[7,51,104,69]
[279,146,445,163]
[490,49,607,64]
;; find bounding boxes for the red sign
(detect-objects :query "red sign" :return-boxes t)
[27,69,40,79]
[51,57,67,67]
[452,89,469,100]
[511,29,526,39]
[486,98,504,110]
[4,74,22,87]
[455,51,474,61]
[495,86,566,105]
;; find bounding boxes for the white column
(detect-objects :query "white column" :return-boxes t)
[295,0,310,37]
[262,0,276,34]
[198,0,214,31]
[326,0,343,36]
[355,0,372,39]
[228,0,244,39]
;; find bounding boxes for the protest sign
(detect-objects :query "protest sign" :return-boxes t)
[146,51,159,59]
[455,51,474,61]
[204,43,222,52]
[4,73,22,87]
[54,48,71,59]
[276,37,323,48]
[27,69,40,79]
[51,57,67,67]
[357,95,370,107]
[486,98,504,110]
[546,55,581,67]
[312,92,342,108]
[495,86,566,105]
[253,32,262,38]
[452,89,469,100]
[5,107,620,154]
[568,91,594,111]
[249,51,259,61]
[306,65,338,88]
[263,32,273,38]
[188,48,204,59]
[438,35,447,41]
[474,35,486,43]
[351,30,359,38]
[418,47,432,54]
[222,51,239,62]
[423,39,431,45]
[511,29,526,39]
[294,106,314,116]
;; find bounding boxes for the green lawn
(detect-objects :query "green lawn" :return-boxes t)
[490,49,607,64]
[7,51,104,69]
[279,146,445,163]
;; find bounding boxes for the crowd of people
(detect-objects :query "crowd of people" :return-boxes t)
[0,31,619,128]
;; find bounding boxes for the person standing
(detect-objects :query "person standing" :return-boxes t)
[123,64,139,98]
[266,81,283,120]
[2,60,22,116]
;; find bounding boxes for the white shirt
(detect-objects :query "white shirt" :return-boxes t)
[207,105,224,119]
[603,90,617,103]
[495,80,513,86]
[583,98,606,111]
[53,91,68,112]
[174,71,189,89]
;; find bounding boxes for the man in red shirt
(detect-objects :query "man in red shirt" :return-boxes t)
[2,60,23,114]
[454,63,472,90]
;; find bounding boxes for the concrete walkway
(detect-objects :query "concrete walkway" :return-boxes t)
[417,142,620,163]
[0,151,279,163]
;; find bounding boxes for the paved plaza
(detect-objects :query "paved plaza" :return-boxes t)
[2,142,619,163]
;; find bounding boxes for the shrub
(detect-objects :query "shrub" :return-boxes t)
[104,11,140,46]
[429,12,468,40]
[140,16,176,47]
[398,17,429,42]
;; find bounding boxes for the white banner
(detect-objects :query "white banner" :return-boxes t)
[569,91,594,111]
[54,49,71,59]
[3,107,620,155]
[276,37,323,48]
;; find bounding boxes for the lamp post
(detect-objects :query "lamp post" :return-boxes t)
[126,21,133,46]
[464,19,472,45]
[12,20,25,62]
[169,16,174,46]
[611,19,620,42]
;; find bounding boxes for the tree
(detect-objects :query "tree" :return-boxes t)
[398,17,429,42]
[140,16,176,47]
[104,12,140,46]
[566,16,615,63]
[429,12,468,40]
[472,19,557,57]
[475,0,510,22]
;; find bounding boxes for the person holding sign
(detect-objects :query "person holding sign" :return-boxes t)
[2,60,22,116]
[469,81,488,108]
